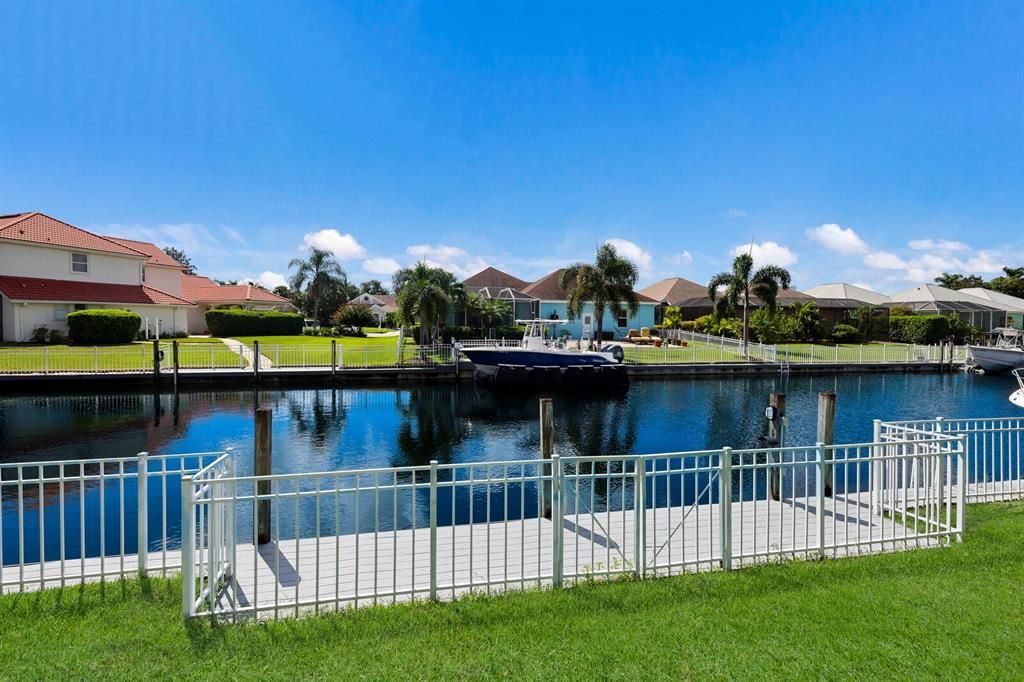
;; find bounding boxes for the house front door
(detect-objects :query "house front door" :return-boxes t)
[582,313,594,340]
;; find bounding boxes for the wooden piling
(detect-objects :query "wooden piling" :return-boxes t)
[817,391,836,496]
[253,340,260,382]
[769,393,785,501]
[540,398,554,518]
[255,408,272,544]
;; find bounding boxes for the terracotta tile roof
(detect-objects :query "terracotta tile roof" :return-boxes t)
[0,212,147,257]
[0,275,193,305]
[104,237,185,268]
[463,267,531,290]
[522,269,657,303]
[349,293,398,310]
[181,274,293,305]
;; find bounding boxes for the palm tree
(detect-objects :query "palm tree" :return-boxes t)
[792,301,822,341]
[707,253,791,354]
[394,262,453,344]
[559,244,640,347]
[479,298,512,335]
[288,248,348,322]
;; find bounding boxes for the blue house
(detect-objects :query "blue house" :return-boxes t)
[519,269,657,341]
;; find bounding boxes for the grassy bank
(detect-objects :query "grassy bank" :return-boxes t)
[1,501,1021,679]
[0,338,240,372]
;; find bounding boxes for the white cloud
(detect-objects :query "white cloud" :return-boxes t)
[864,251,907,270]
[363,257,402,276]
[604,238,653,275]
[669,250,693,267]
[255,271,287,289]
[850,282,879,292]
[300,229,367,259]
[222,226,246,246]
[908,239,969,252]
[963,251,1008,274]
[731,241,798,267]
[726,208,748,218]
[806,223,869,255]
[406,244,467,260]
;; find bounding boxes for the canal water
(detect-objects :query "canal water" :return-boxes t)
[1,372,1019,565]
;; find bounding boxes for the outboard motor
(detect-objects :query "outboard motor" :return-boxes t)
[601,344,625,364]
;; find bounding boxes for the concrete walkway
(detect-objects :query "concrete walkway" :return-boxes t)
[220,338,273,369]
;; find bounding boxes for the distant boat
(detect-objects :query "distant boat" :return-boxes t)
[968,328,1024,374]
[457,319,626,380]
[1011,369,1024,409]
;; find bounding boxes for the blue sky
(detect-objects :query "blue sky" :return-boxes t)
[1,1,1021,293]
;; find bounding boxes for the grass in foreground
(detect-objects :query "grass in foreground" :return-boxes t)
[1,502,1021,679]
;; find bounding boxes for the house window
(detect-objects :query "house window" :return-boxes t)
[53,304,70,321]
[71,252,89,274]
[617,308,628,328]
[140,264,146,283]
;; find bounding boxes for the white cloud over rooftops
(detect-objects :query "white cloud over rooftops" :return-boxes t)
[300,229,367,259]
[806,223,869,255]
[731,241,798,268]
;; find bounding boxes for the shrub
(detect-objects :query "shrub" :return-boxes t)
[679,320,696,332]
[495,325,526,340]
[67,309,142,344]
[30,326,49,343]
[442,325,477,340]
[205,308,303,337]
[661,306,685,330]
[750,308,799,344]
[47,328,68,344]
[382,311,399,329]
[944,315,980,343]
[332,303,375,329]
[888,315,950,344]
[831,324,861,343]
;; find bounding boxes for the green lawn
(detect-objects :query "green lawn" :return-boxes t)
[777,342,934,364]
[624,341,749,364]
[0,338,246,372]
[1,501,1020,678]
[232,335,444,368]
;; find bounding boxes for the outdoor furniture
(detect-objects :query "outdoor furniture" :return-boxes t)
[627,328,641,343]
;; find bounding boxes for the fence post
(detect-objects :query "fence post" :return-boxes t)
[816,442,826,558]
[172,340,179,390]
[137,451,149,576]
[331,339,337,380]
[44,346,48,373]
[817,392,836,496]
[551,454,563,588]
[181,474,194,618]
[719,448,732,570]
[429,459,438,600]
[152,339,160,383]
[255,408,272,545]
[871,419,882,514]
[253,340,260,381]
[634,458,646,578]
[956,435,967,541]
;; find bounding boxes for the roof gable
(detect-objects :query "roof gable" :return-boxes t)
[104,237,185,268]
[182,275,292,306]
[522,269,656,303]
[639,277,707,305]
[0,212,147,257]
[463,267,531,290]
[804,283,890,305]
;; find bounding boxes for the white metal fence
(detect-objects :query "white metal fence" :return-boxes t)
[660,330,778,362]
[878,416,1024,503]
[0,451,229,594]
[182,434,961,621]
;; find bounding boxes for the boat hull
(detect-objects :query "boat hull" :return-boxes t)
[968,346,1024,374]
[461,348,618,376]
[1011,390,1024,409]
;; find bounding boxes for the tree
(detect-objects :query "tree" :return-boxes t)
[162,246,196,275]
[792,301,823,341]
[934,272,985,290]
[272,285,292,299]
[288,247,349,323]
[394,262,454,344]
[359,280,389,296]
[707,253,791,354]
[989,266,1024,299]
[559,243,640,347]
[332,303,375,329]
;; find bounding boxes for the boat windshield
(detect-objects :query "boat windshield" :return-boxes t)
[995,329,1024,349]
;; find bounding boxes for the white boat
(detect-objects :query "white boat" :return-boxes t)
[1011,369,1024,409]
[457,319,626,382]
[967,328,1024,374]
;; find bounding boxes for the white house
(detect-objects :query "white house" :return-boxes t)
[348,292,397,326]
[0,212,194,341]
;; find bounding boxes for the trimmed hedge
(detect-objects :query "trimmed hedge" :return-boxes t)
[67,309,142,344]
[888,315,949,344]
[831,324,861,343]
[205,308,303,337]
